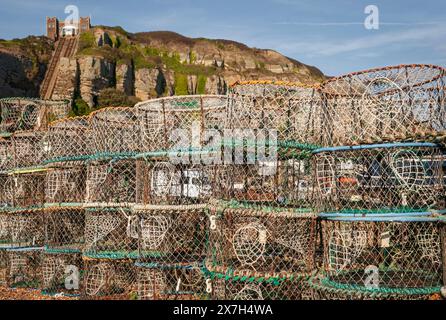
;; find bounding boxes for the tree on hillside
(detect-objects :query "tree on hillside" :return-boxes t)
[97,88,140,108]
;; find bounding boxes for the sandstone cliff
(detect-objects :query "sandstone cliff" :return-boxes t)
[0,26,325,110]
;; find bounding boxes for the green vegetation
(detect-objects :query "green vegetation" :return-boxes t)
[78,31,96,51]
[70,98,91,116]
[97,88,140,108]
[174,74,189,95]
[197,75,207,94]
[77,27,218,88]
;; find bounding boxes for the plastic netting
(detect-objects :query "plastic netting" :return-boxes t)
[83,206,138,260]
[229,81,323,146]
[0,209,44,248]
[89,108,139,155]
[45,164,86,205]
[320,65,446,146]
[135,95,227,152]
[41,252,83,296]
[4,171,46,208]
[0,98,69,134]
[313,217,443,299]
[86,160,136,205]
[44,208,85,252]
[44,117,91,163]
[11,131,44,169]
[136,263,205,300]
[205,203,316,285]
[82,259,137,299]
[213,157,314,207]
[0,248,42,288]
[135,160,213,205]
[313,143,445,216]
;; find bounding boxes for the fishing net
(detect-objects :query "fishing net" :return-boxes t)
[313,143,445,216]
[311,217,443,299]
[320,64,446,146]
[135,95,227,152]
[0,98,69,133]
[82,259,137,299]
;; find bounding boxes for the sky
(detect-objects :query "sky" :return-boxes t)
[0,0,445,76]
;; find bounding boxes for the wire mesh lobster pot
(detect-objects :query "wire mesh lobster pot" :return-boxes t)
[41,252,83,296]
[313,143,445,216]
[44,207,85,252]
[0,209,45,249]
[83,205,138,260]
[0,248,42,288]
[135,95,227,152]
[314,216,443,300]
[45,164,86,205]
[204,273,314,300]
[135,159,214,205]
[229,81,323,145]
[82,259,137,299]
[11,131,44,169]
[214,151,315,207]
[205,201,317,299]
[5,170,46,209]
[89,107,140,155]
[0,138,13,172]
[135,262,205,300]
[135,204,208,264]
[320,64,446,146]
[0,98,69,134]
[44,116,91,163]
[86,159,136,205]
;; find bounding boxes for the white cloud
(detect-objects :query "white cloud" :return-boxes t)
[274,24,446,57]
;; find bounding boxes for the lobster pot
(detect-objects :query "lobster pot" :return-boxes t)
[207,275,314,300]
[82,259,137,299]
[135,204,207,264]
[45,164,87,205]
[44,116,90,163]
[44,208,85,251]
[135,160,213,205]
[86,159,136,204]
[320,64,446,146]
[1,248,42,288]
[313,143,445,216]
[0,209,44,248]
[318,217,443,299]
[5,171,46,208]
[206,204,316,278]
[229,82,323,145]
[136,262,205,300]
[12,131,44,168]
[83,206,138,260]
[135,95,227,152]
[41,252,83,296]
[0,98,69,133]
[90,107,139,155]
[214,153,314,207]
[0,138,13,172]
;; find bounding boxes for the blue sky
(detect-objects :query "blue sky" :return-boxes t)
[0,0,445,76]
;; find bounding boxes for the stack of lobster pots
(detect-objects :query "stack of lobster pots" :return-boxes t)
[203,81,323,300]
[308,64,446,300]
[0,98,69,291]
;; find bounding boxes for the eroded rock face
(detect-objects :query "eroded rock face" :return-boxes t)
[51,57,78,100]
[116,63,134,96]
[135,68,162,100]
[0,51,42,97]
[78,56,115,107]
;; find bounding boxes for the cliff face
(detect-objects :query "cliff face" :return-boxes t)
[0,27,325,107]
[0,36,53,98]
